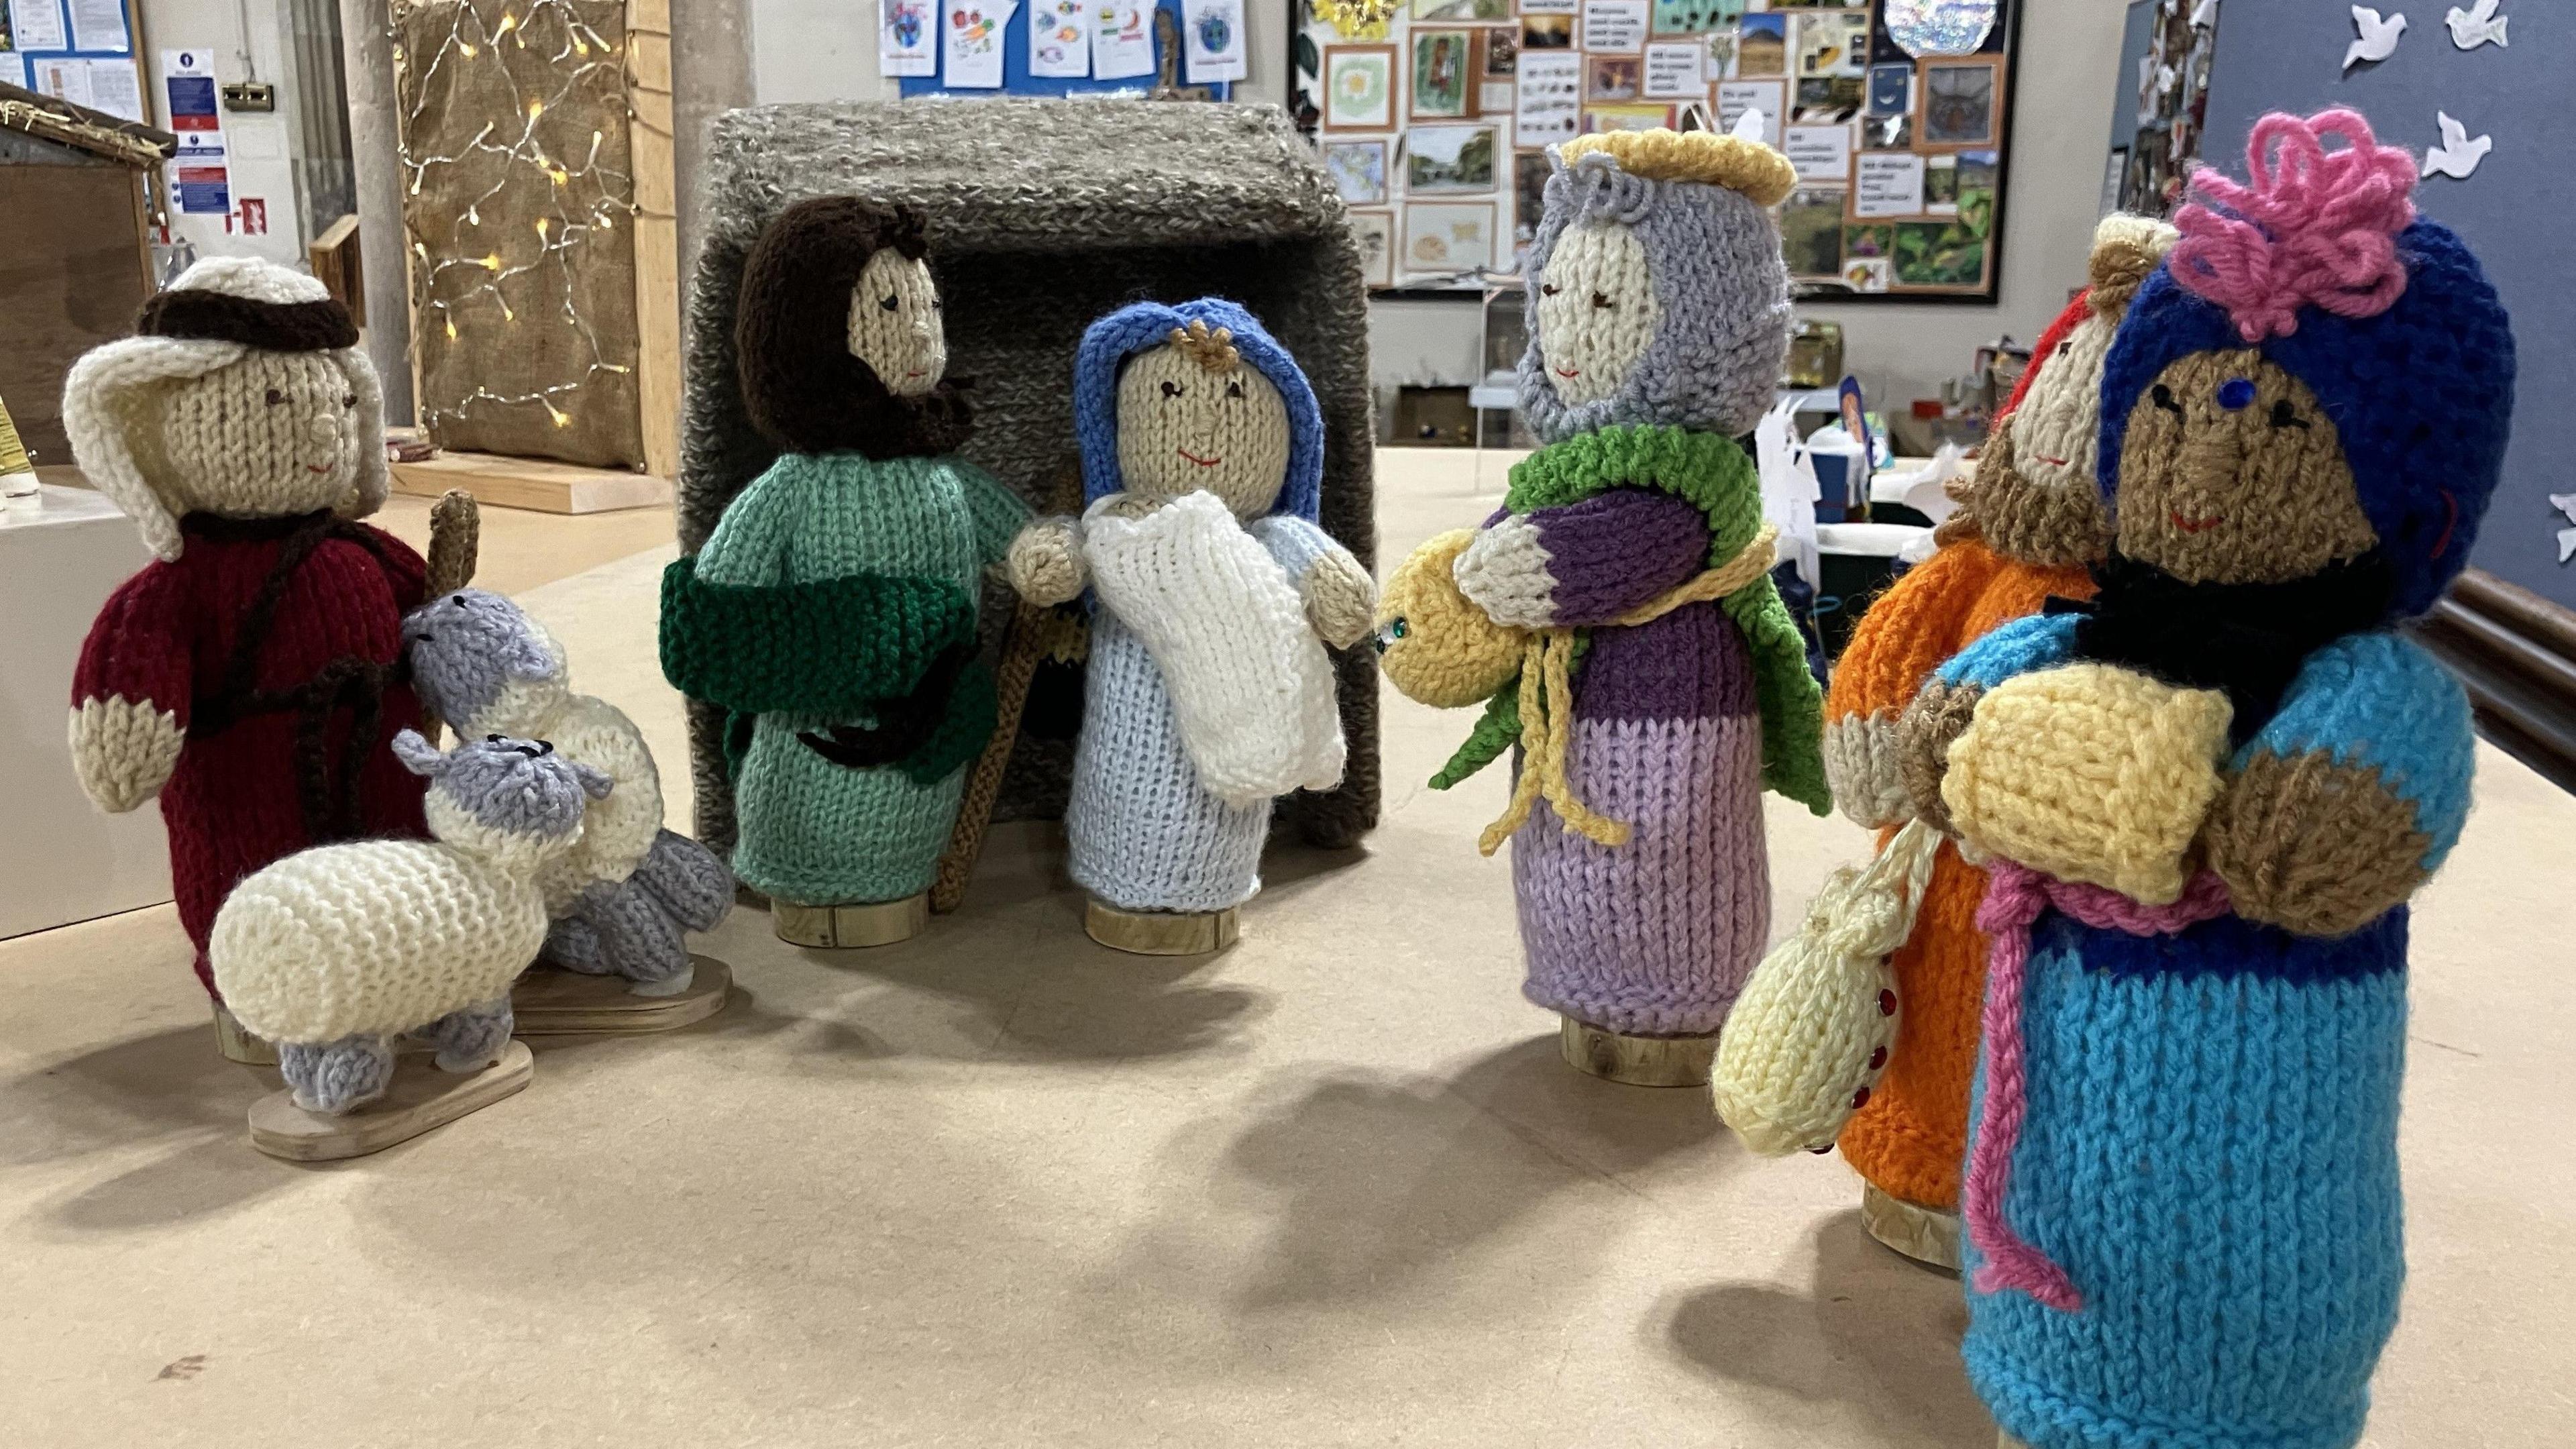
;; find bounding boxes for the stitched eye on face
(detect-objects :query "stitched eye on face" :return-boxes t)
[1540,282,1560,297]
[879,294,899,313]
[342,392,357,409]
[2055,339,2071,356]
[265,388,286,407]
[2150,383,2183,415]
[1160,380,1183,398]
[2268,399,2310,430]
[1224,379,1244,400]
[1590,291,1613,309]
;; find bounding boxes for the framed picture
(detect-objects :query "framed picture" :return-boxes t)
[1585,54,1644,103]
[1582,103,1674,133]
[1779,186,1847,278]
[1412,0,1509,19]
[1793,75,1862,123]
[1513,149,1552,244]
[1350,209,1397,290]
[1523,13,1574,50]
[1733,13,1787,75]
[1794,9,1867,77]
[1480,25,1519,76]
[1411,29,1476,119]
[1322,138,1390,205]
[1866,63,1913,117]
[1892,219,1988,289]
[1407,123,1500,193]
[1922,58,2000,146]
[1324,46,1397,131]
[1403,200,1499,275]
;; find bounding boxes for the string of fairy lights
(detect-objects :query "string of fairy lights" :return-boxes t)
[390,0,656,436]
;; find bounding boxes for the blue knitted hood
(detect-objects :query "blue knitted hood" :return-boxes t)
[1071,298,1324,523]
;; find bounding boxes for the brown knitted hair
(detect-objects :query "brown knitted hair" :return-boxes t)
[734,197,973,458]
[138,289,360,352]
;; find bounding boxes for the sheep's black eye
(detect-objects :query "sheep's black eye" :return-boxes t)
[343,392,358,408]
[879,293,899,313]
[265,388,286,406]
[1225,379,1244,399]
[1590,290,1613,309]
[2268,399,2310,430]
[1160,380,1183,398]
[486,734,504,743]
[2151,383,2183,415]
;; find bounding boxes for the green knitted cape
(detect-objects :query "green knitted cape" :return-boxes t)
[659,559,975,715]
[1432,425,1829,816]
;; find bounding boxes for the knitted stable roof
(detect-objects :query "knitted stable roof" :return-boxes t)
[682,100,1379,854]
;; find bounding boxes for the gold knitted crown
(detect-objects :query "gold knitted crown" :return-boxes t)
[1557,129,1798,209]
[1169,318,1240,374]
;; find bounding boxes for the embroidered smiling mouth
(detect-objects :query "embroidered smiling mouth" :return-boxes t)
[305,464,333,474]
[2036,455,2069,467]
[2169,508,2226,533]
[1553,366,1579,379]
[1178,448,1221,466]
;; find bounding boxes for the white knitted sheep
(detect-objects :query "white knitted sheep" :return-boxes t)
[404,589,731,993]
[211,730,611,1113]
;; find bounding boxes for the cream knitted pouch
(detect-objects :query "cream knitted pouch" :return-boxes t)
[1082,490,1345,806]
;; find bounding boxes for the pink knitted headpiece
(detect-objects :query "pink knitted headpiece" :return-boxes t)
[2167,108,2418,343]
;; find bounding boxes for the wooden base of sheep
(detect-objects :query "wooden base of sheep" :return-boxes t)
[1083,899,1240,957]
[213,1003,278,1067]
[1558,1018,1719,1088]
[246,1041,533,1162]
[513,956,734,1034]
[773,896,929,950]
[1861,1181,1964,1272]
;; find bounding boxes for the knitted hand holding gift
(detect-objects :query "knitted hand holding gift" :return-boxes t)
[410,590,733,991]
[213,731,610,1114]
[62,257,443,999]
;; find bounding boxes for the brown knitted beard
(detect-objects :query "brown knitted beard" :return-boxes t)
[1935,424,2110,568]
[735,197,973,459]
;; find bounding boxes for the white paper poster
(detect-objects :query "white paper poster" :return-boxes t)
[1783,123,1851,182]
[1183,0,1245,83]
[1093,1,1156,80]
[1029,0,1091,77]
[1854,151,1924,217]
[1580,0,1649,54]
[66,0,130,52]
[1514,51,1582,147]
[7,0,68,52]
[1642,40,1703,99]
[0,54,26,91]
[880,0,936,77]
[1521,0,1577,11]
[1715,78,1782,139]
[33,57,95,109]
[85,55,142,120]
[943,0,1014,89]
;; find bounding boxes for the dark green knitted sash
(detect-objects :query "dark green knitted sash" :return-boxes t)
[659,555,976,716]
[1435,425,1829,816]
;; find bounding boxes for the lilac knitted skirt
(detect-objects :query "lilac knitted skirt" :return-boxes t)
[1511,604,1770,1037]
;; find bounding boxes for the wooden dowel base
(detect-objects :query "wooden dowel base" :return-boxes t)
[1083,898,1240,956]
[246,1041,533,1162]
[213,1002,279,1067]
[773,895,929,949]
[1861,1181,1964,1272]
[1557,1016,1718,1087]
[512,957,733,1034]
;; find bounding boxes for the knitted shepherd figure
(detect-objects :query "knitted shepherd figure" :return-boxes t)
[1901,111,2513,1449]
[1006,301,1375,943]
[660,199,1030,946]
[1400,129,1829,1070]
[1817,216,2173,1230]
[63,257,431,1000]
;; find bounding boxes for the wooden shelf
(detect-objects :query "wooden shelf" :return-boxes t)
[390,446,672,515]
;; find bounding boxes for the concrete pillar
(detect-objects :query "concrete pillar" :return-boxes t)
[337,0,413,425]
[670,0,755,329]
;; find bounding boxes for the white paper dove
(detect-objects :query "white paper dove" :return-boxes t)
[2345,7,2406,70]
[2552,493,2576,565]
[2190,0,2218,28]
[1731,104,1768,145]
[2447,0,2508,49]
[2422,111,2491,180]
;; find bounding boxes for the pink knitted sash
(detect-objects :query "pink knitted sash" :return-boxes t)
[1964,862,2233,1311]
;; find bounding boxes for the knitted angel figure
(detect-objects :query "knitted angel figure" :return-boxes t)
[1901,111,2513,1449]
[660,199,1029,935]
[409,589,733,993]
[1005,300,1374,920]
[1392,129,1827,1047]
[213,731,611,1113]
[1793,216,2175,1217]
[63,257,431,1000]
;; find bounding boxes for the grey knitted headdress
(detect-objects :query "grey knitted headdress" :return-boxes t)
[1515,130,1798,444]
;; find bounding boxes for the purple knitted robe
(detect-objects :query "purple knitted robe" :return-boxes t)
[1503,490,1770,1036]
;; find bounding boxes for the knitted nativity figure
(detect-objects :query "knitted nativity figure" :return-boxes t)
[410,589,733,994]
[63,256,431,1001]
[1005,301,1375,946]
[1430,129,1830,1069]
[1899,111,2513,1449]
[1816,215,2174,1240]
[661,199,1030,947]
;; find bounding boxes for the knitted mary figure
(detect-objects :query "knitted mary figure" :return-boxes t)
[1902,111,2513,1448]
[661,199,1030,947]
[1395,129,1829,1077]
[62,257,431,1002]
[1006,301,1375,949]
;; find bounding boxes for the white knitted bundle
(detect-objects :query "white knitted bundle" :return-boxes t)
[1081,490,1346,806]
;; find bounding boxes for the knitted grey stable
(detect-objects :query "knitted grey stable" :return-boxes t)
[682,101,1381,861]
[1515,151,1792,444]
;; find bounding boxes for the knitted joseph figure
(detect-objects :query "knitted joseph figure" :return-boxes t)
[660,199,1030,930]
[1819,215,2173,1218]
[1901,111,2512,1449]
[1006,301,1375,919]
[63,256,429,1000]
[1435,129,1829,1042]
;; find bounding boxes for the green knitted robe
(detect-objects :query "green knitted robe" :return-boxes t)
[661,451,1028,904]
